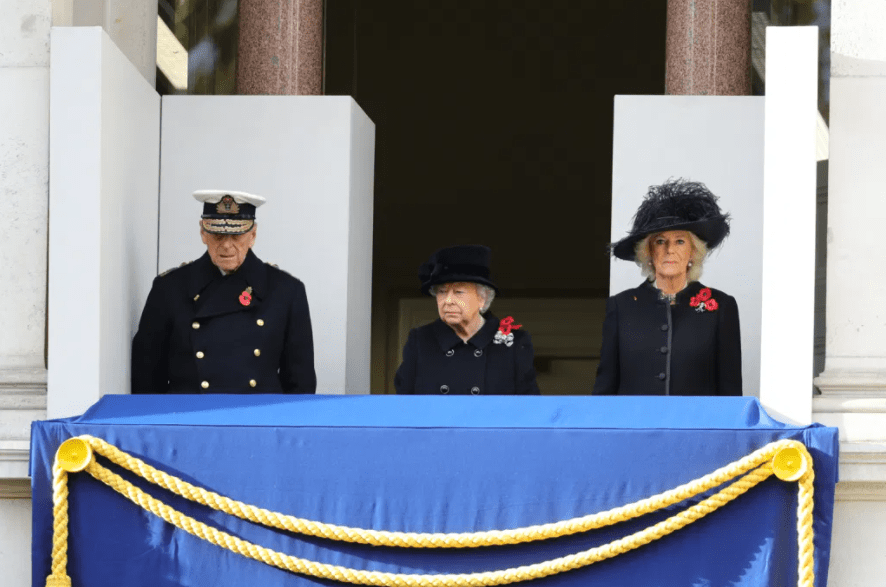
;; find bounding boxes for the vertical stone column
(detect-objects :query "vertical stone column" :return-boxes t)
[0,0,51,462]
[814,0,886,423]
[814,4,886,583]
[0,2,50,583]
[665,0,751,95]
[236,0,323,95]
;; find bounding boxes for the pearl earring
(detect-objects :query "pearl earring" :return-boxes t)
[688,261,693,267]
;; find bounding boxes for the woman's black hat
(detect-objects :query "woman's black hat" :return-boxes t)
[611,179,731,261]
[419,245,498,295]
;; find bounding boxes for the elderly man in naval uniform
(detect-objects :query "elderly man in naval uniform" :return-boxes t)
[131,190,317,394]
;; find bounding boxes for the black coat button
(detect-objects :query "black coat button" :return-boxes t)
[471,386,480,394]
[660,346,668,354]
[440,385,450,394]
[446,349,454,357]
[658,373,666,380]
[661,324,669,331]
[474,349,483,357]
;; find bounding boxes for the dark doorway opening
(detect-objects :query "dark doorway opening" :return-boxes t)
[325,1,667,393]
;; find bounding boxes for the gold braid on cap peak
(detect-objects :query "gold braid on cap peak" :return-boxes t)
[201,219,254,234]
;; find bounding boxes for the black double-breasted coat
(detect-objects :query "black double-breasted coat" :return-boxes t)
[592,281,742,396]
[131,250,316,394]
[394,314,540,395]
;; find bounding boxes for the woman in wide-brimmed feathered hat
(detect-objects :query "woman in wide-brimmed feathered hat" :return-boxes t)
[593,179,742,397]
[394,245,540,395]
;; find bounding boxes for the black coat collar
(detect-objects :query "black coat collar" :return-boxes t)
[190,250,269,318]
[232,249,269,295]
[639,280,708,305]
[187,251,222,300]
[188,250,267,297]
[432,312,500,351]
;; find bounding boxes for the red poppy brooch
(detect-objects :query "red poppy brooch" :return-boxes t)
[239,286,253,307]
[690,287,719,313]
[493,316,522,346]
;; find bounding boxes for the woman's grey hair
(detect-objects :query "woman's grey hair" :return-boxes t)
[634,232,708,283]
[430,283,496,313]
[477,284,496,313]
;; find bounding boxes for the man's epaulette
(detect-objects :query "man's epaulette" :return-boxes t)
[158,260,192,277]
[265,261,294,277]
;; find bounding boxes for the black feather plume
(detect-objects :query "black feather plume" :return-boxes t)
[609,178,731,260]
[630,179,729,236]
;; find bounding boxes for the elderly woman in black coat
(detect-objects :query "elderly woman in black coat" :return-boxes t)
[395,245,540,395]
[593,179,742,396]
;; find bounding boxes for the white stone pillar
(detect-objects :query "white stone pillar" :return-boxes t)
[0,3,51,585]
[813,3,886,586]
[814,0,886,441]
[0,0,51,477]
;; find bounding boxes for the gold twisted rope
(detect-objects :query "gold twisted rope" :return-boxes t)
[45,436,816,587]
[797,461,816,587]
[46,461,72,587]
[81,435,797,548]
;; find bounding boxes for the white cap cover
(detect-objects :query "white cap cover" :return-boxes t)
[193,190,266,234]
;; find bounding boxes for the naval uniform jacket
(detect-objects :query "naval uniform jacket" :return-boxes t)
[592,281,742,396]
[131,250,316,394]
[394,314,540,395]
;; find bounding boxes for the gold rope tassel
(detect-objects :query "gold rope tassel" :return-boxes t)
[46,435,95,587]
[769,442,817,587]
[45,461,72,587]
[797,451,816,587]
[47,436,817,586]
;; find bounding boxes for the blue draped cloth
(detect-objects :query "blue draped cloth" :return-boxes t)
[30,396,838,586]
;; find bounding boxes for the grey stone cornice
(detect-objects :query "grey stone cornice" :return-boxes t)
[0,441,31,481]
[0,478,30,499]
[0,366,48,398]
[835,442,886,486]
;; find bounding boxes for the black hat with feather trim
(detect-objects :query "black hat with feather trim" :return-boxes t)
[418,245,498,296]
[611,179,731,261]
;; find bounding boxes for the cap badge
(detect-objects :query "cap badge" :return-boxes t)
[239,286,253,307]
[216,195,240,215]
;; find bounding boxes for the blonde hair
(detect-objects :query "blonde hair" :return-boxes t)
[634,231,708,283]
